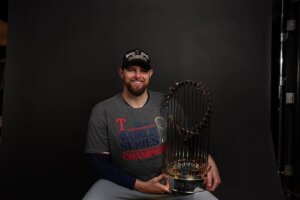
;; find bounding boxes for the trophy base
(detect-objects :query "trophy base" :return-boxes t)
[169,176,205,193]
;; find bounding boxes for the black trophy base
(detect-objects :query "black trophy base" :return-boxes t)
[169,177,205,193]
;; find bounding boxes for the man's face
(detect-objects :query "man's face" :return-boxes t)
[119,65,153,96]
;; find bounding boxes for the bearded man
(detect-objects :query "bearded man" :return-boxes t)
[84,49,221,200]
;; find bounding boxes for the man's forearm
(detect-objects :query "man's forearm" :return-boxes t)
[88,153,136,190]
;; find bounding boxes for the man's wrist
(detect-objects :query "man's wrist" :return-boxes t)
[134,179,147,192]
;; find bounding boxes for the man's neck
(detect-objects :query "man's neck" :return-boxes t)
[122,89,149,108]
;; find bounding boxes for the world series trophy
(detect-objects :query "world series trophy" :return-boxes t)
[163,80,212,193]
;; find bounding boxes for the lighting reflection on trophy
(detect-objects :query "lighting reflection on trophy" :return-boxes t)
[163,80,212,193]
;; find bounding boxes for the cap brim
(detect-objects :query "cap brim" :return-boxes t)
[123,59,151,69]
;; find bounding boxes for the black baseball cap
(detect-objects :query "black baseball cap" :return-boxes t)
[122,49,151,70]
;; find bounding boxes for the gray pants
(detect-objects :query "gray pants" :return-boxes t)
[83,179,219,200]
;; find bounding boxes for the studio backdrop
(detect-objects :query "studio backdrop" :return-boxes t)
[0,0,285,200]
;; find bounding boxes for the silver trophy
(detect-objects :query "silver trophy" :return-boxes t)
[163,80,211,193]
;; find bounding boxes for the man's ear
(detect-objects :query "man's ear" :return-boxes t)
[149,69,154,79]
[118,68,124,79]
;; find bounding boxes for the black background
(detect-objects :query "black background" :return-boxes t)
[0,0,285,199]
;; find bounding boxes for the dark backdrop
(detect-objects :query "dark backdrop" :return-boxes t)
[0,0,285,199]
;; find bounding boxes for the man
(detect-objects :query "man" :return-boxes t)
[84,49,221,199]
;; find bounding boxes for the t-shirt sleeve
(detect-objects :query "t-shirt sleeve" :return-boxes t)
[85,104,109,153]
[88,153,136,190]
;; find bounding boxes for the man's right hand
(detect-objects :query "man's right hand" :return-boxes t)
[134,174,171,194]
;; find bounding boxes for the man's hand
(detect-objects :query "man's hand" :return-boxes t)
[204,155,221,191]
[134,174,171,194]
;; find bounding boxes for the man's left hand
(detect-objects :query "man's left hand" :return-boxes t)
[204,155,221,191]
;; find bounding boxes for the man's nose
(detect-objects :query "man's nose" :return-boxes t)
[134,70,141,78]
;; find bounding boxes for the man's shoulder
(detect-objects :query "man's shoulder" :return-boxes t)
[92,94,122,111]
[148,90,165,106]
[149,90,165,99]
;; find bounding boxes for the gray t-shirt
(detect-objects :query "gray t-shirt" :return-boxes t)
[85,91,167,181]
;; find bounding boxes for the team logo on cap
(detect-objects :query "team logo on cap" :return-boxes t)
[125,50,149,62]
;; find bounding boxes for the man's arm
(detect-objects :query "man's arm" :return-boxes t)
[89,153,171,193]
[88,153,136,189]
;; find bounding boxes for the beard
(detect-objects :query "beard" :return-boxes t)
[124,79,148,97]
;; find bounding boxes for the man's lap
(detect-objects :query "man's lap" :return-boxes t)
[83,179,219,200]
